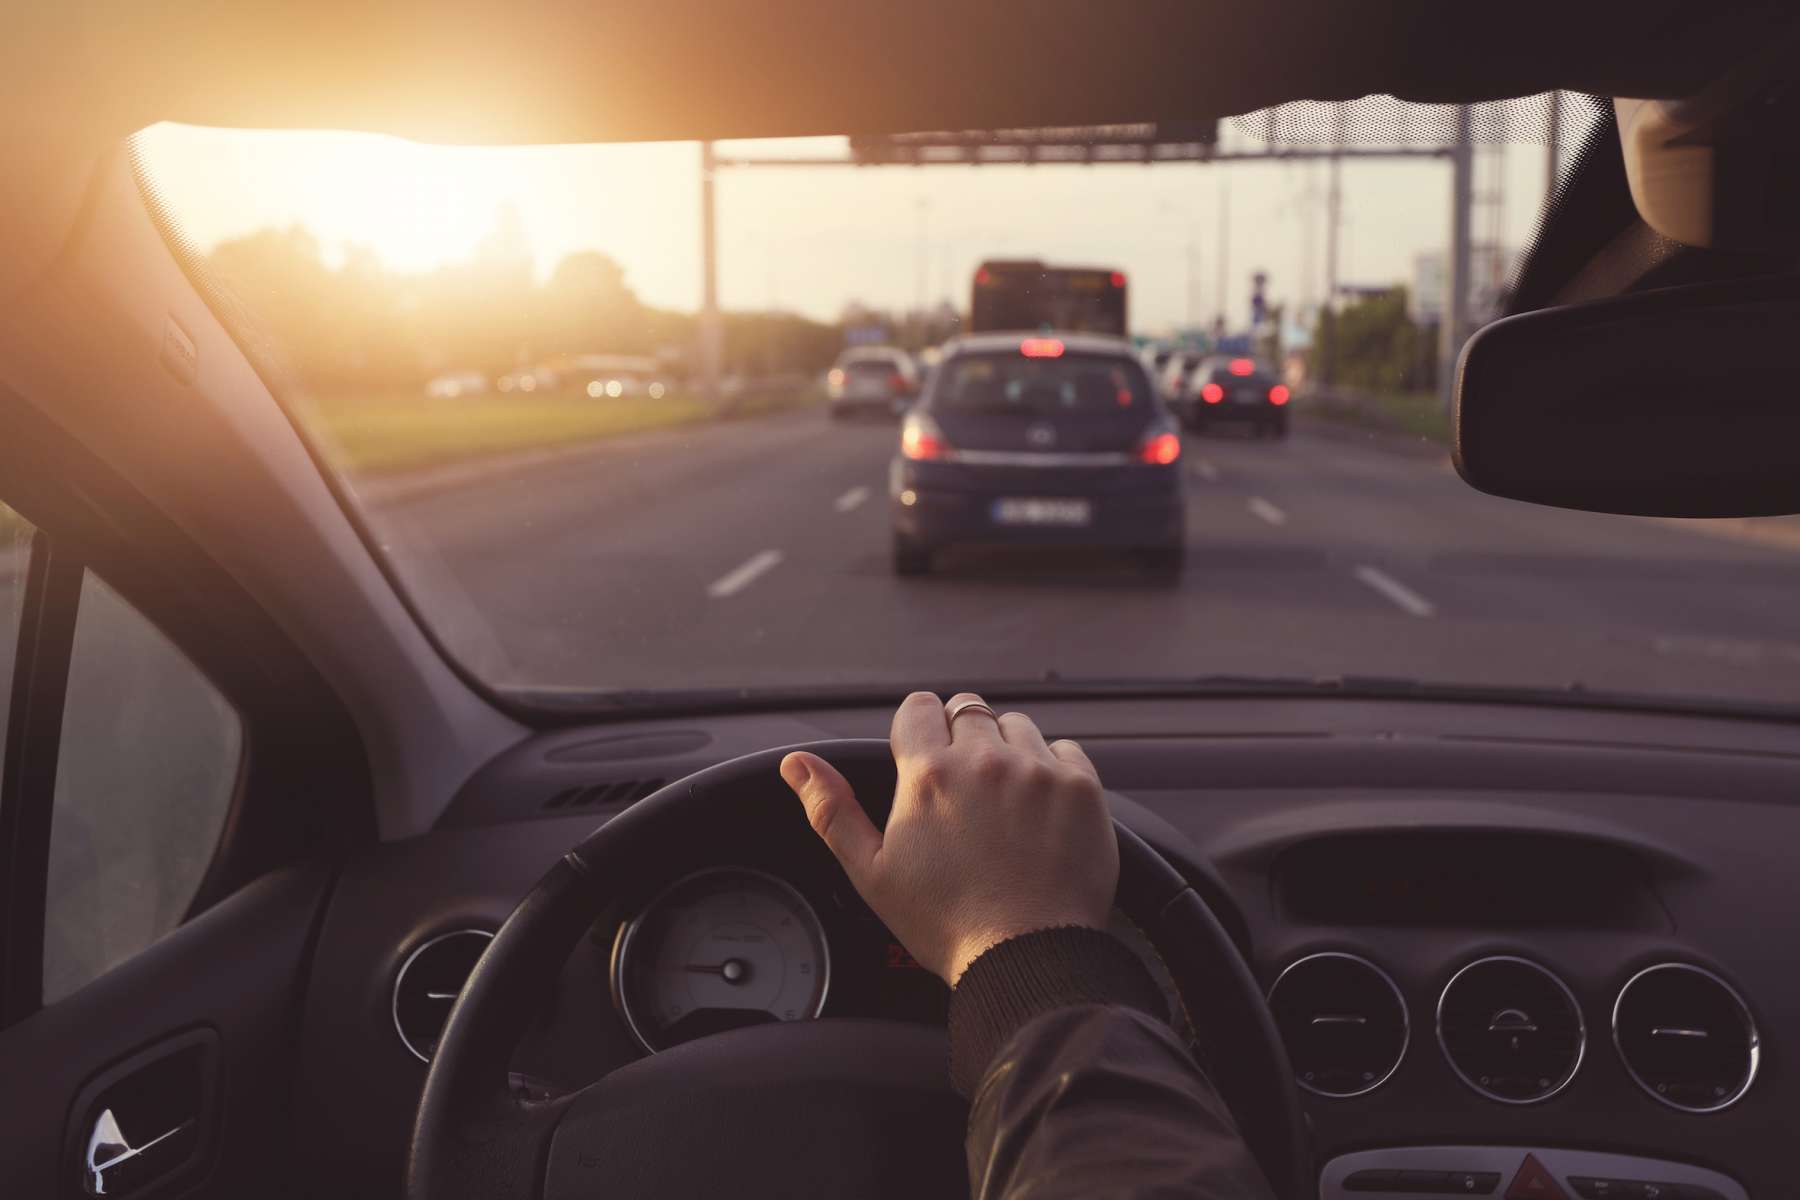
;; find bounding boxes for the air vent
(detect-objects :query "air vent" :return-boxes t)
[393,930,493,1062]
[1268,953,1408,1097]
[542,778,666,812]
[1614,963,1758,1112]
[1437,956,1584,1103]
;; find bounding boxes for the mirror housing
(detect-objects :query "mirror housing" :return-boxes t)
[1453,276,1800,517]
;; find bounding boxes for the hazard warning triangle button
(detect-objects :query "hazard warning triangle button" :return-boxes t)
[1505,1154,1568,1200]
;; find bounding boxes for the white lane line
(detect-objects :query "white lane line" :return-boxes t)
[834,485,870,513]
[1353,564,1436,617]
[1247,497,1287,526]
[707,549,784,598]
[1193,459,1219,482]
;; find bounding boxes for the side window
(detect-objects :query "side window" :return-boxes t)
[42,571,243,1005]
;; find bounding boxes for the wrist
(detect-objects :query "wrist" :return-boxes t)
[946,918,1108,986]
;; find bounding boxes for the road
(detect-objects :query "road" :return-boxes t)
[359,407,1800,707]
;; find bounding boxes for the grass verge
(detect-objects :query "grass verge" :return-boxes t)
[304,386,822,474]
[1305,388,1450,445]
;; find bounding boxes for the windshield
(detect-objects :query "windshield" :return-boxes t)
[934,354,1153,416]
[134,107,1800,711]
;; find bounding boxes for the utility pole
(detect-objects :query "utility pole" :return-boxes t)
[1320,149,1343,386]
[699,139,723,406]
[915,197,930,316]
[1440,104,1474,412]
[1215,171,1231,331]
[1187,233,1200,328]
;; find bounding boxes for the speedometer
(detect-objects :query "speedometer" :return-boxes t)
[610,867,831,1052]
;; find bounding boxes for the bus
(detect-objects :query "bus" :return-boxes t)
[969,260,1129,337]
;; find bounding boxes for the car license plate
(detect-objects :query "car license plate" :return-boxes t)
[1232,387,1260,405]
[991,498,1092,527]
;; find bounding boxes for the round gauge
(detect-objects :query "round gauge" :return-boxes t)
[611,867,831,1052]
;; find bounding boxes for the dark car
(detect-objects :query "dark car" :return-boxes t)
[1178,357,1290,438]
[889,333,1185,576]
[827,347,920,418]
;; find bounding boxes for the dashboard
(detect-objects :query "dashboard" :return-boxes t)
[289,695,1800,1199]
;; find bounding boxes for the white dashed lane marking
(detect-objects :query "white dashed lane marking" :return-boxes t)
[1247,497,1287,526]
[834,486,870,513]
[1193,459,1220,482]
[1353,564,1436,617]
[707,550,784,598]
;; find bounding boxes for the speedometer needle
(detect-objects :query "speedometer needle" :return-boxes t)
[683,959,749,983]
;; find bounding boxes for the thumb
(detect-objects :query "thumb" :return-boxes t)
[780,751,881,881]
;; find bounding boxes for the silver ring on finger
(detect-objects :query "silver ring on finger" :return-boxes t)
[945,698,999,724]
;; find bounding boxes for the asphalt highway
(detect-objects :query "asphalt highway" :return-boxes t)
[361,406,1800,708]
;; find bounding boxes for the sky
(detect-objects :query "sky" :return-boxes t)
[136,115,1576,334]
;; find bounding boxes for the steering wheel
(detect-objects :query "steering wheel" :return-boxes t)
[406,740,1310,1200]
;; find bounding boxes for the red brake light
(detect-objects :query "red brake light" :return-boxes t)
[975,267,993,286]
[901,420,949,461]
[1109,271,1127,288]
[1020,337,1065,358]
[1229,358,1255,376]
[1201,382,1225,404]
[1268,384,1290,406]
[1139,431,1181,465]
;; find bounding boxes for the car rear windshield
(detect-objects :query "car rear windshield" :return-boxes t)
[933,352,1152,416]
[844,360,901,379]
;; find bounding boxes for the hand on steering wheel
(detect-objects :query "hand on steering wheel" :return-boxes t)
[780,691,1114,984]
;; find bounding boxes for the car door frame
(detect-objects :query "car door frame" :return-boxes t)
[0,379,373,1198]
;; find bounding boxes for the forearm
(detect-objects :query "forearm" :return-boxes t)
[951,928,1276,1200]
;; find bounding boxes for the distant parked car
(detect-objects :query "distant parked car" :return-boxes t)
[496,366,558,395]
[423,370,486,399]
[565,355,670,400]
[827,347,920,418]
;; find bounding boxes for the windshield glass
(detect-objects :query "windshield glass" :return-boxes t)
[133,106,1800,710]
[935,354,1152,416]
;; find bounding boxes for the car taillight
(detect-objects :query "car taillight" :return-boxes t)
[1269,385,1290,406]
[889,372,909,392]
[1139,431,1181,465]
[1201,383,1225,404]
[901,417,950,460]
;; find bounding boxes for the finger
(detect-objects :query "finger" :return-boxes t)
[997,711,1053,759]
[1048,738,1099,781]
[945,691,1003,744]
[781,752,881,881]
[890,690,950,761]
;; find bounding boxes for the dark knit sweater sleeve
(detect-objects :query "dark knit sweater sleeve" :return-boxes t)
[947,925,1168,1096]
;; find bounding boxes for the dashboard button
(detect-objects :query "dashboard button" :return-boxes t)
[1398,1171,1453,1193]
[1448,1172,1503,1194]
[1671,1186,1726,1200]
[1345,1169,1399,1192]
[1567,1181,1616,1199]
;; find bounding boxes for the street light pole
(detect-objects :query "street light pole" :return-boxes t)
[1440,104,1474,412]
[699,139,723,406]
[1215,171,1231,330]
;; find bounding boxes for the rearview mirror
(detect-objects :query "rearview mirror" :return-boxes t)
[1454,276,1800,517]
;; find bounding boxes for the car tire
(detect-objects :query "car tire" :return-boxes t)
[893,534,933,576]
[1268,416,1289,439]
